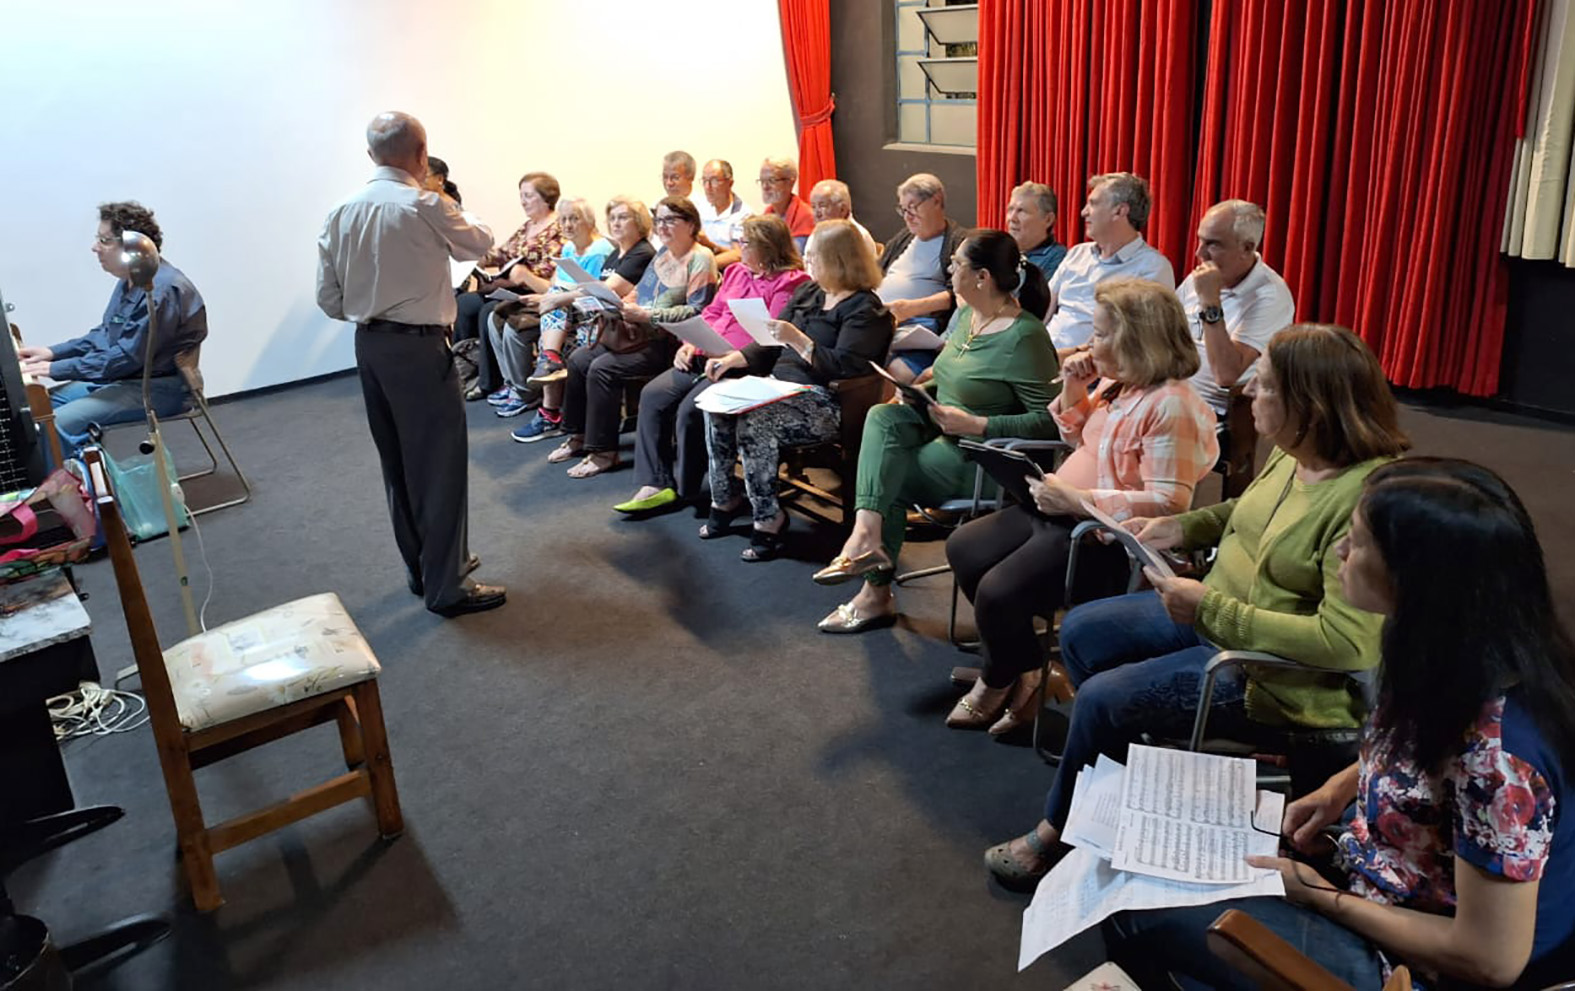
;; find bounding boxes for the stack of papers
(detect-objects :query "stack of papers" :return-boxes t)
[692,376,810,415]
[1019,745,1285,971]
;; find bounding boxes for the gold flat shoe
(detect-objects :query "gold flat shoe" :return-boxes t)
[811,549,894,586]
[816,602,898,634]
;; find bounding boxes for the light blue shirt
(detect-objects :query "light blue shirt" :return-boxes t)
[1045,235,1175,350]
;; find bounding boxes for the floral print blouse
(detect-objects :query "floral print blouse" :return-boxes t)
[483,219,564,281]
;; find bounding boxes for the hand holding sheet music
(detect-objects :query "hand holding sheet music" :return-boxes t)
[1079,498,1176,579]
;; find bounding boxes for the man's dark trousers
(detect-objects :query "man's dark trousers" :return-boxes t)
[354,323,469,609]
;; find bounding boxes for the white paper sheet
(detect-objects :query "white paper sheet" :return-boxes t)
[890,323,945,351]
[1109,746,1284,884]
[553,257,625,309]
[1061,754,1126,857]
[724,297,777,346]
[1018,846,1285,972]
[486,288,522,303]
[659,315,736,355]
[692,375,810,414]
[1061,961,1143,991]
[1078,499,1176,579]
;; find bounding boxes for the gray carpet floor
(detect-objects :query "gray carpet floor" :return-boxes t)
[11,373,1574,990]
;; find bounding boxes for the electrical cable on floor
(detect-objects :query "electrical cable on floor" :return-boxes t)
[182,493,216,633]
[48,680,149,740]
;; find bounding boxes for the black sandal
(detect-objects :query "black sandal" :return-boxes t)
[699,502,746,540]
[741,513,790,562]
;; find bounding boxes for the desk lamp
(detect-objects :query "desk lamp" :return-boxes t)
[119,231,199,636]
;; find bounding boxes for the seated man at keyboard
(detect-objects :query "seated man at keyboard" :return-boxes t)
[17,201,207,455]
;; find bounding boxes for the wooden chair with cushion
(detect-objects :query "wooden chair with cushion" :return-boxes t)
[779,373,893,526]
[85,448,401,911]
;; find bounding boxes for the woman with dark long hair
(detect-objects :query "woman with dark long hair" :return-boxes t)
[1102,458,1575,989]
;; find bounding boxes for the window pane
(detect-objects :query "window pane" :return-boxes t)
[899,102,929,144]
[896,5,926,51]
[898,57,928,99]
[929,102,976,147]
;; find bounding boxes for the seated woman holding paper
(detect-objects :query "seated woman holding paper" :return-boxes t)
[942,278,1218,734]
[457,172,564,403]
[548,196,716,479]
[509,195,656,443]
[698,219,894,562]
[1102,458,1575,991]
[490,196,612,440]
[811,228,1056,634]
[982,324,1410,894]
[615,214,809,513]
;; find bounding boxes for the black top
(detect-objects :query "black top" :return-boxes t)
[742,283,895,387]
[604,240,656,286]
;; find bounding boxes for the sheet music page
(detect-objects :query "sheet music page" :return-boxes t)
[485,288,522,302]
[1078,499,1175,578]
[1061,754,1126,857]
[554,257,597,283]
[1018,846,1284,971]
[723,298,776,346]
[658,315,735,356]
[1109,745,1281,883]
[889,323,945,351]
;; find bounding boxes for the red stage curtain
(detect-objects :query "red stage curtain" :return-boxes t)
[977,0,1198,267]
[777,0,837,193]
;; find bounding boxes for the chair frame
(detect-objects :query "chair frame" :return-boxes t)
[86,449,400,911]
[779,374,893,527]
[161,348,252,515]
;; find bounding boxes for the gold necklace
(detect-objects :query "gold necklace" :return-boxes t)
[959,300,1013,353]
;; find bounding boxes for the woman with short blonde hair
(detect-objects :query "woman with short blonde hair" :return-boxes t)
[943,276,1219,732]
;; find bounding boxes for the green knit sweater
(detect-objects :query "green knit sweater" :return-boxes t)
[1177,447,1391,729]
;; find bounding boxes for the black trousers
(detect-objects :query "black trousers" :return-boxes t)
[355,325,471,609]
[633,365,711,498]
[561,341,673,453]
[453,291,488,342]
[946,504,1130,688]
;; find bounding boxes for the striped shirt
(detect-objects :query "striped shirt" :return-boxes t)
[1051,378,1219,521]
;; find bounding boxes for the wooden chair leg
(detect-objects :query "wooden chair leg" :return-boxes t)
[157,752,223,910]
[352,681,403,839]
[335,697,365,769]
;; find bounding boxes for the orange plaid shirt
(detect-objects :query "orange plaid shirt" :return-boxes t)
[1051,379,1220,521]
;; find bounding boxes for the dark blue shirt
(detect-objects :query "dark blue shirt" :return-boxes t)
[49,260,207,383]
[1025,237,1068,282]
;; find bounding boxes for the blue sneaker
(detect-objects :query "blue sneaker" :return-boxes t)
[485,387,514,407]
[494,395,532,418]
[512,411,565,443]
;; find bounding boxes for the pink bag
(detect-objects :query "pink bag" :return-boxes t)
[0,469,97,582]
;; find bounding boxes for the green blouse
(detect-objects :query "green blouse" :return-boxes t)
[929,308,1061,439]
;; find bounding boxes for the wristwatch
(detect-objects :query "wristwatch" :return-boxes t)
[1199,304,1224,325]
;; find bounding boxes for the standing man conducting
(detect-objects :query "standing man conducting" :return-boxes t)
[317,111,506,617]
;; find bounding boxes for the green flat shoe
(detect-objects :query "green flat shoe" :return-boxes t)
[613,488,678,513]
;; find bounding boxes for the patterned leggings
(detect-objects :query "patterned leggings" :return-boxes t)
[704,386,840,525]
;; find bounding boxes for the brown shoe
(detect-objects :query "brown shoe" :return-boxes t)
[429,583,506,617]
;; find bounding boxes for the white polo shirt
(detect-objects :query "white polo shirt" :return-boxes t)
[700,194,751,247]
[1045,235,1175,350]
[1175,255,1295,413]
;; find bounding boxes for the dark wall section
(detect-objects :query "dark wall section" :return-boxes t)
[828,1,978,245]
[1500,260,1575,418]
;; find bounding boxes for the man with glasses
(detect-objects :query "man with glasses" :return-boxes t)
[661,150,696,199]
[317,111,506,618]
[808,179,879,258]
[697,158,750,247]
[755,156,814,248]
[876,173,964,382]
[17,201,207,456]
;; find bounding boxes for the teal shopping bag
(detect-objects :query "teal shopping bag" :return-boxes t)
[101,447,189,540]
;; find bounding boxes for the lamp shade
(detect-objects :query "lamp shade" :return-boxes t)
[120,231,160,288]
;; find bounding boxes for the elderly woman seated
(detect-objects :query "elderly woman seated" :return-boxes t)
[983,324,1412,894]
[547,196,716,478]
[699,219,894,561]
[458,172,564,407]
[509,196,658,443]
[943,277,1220,734]
[810,228,1057,634]
[1104,458,1575,990]
[615,213,810,513]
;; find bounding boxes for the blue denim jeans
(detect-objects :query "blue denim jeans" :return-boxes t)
[1103,897,1384,990]
[1042,592,1263,829]
[50,376,190,456]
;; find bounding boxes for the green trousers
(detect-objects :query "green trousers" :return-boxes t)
[853,404,980,580]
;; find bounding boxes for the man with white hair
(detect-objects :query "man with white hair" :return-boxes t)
[809,179,878,257]
[1174,199,1294,414]
[662,150,696,199]
[317,111,505,617]
[754,156,814,247]
[1044,172,1174,356]
[877,173,964,381]
[1005,181,1067,283]
[697,158,749,246]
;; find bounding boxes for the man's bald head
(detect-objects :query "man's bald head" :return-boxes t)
[366,112,427,177]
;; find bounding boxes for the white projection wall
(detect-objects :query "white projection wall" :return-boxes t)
[0,0,797,396]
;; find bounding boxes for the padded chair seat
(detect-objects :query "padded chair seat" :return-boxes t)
[162,592,380,731]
